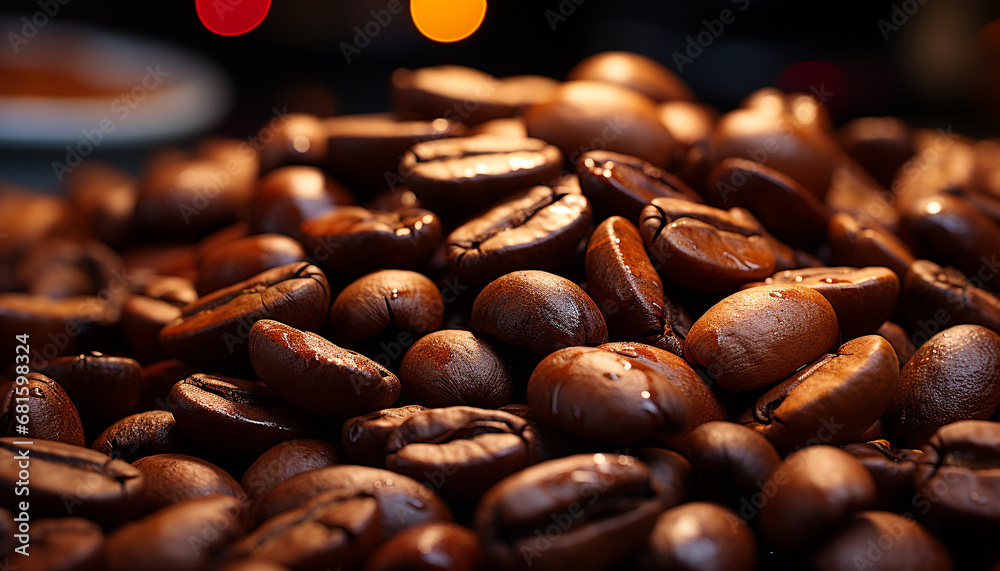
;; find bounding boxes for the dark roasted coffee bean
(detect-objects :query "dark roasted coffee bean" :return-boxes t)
[365,521,484,571]
[250,166,356,241]
[632,447,691,510]
[17,237,126,300]
[0,294,116,364]
[120,295,181,361]
[241,439,339,502]
[1,372,84,446]
[0,438,144,524]
[258,114,331,173]
[65,161,138,248]
[445,179,592,284]
[875,321,918,368]
[170,374,323,456]
[758,446,875,552]
[576,150,702,222]
[843,440,923,511]
[838,116,917,189]
[738,335,899,453]
[885,324,1000,447]
[386,406,535,496]
[92,410,194,462]
[7,517,105,571]
[472,270,607,355]
[902,259,1000,336]
[250,319,401,417]
[35,352,143,428]
[684,285,840,391]
[528,346,688,443]
[828,213,916,279]
[812,510,954,571]
[399,330,514,408]
[684,421,782,511]
[475,453,665,571]
[636,502,758,571]
[133,453,248,514]
[566,51,695,102]
[195,233,307,295]
[341,405,427,468]
[159,262,330,370]
[328,270,444,343]
[402,135,562,217]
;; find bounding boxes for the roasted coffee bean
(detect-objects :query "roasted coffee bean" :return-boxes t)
[35,352,143,427]
[684,421,782,511]
[121,242,198,283]
[133,453,248,513]
[92,410,194,462]
[632,447,691,510]
[843,440,923,511]
[385,406,535,496]
[135,359,195,412]
[0,507,11,559]
[658,100,718,151]
[475,453,665,571]
[328,270,444,343]
[586,217,691,355]
[230,489,381,571]
[341,405,427,468]
[254,465,452,537]
[250,166,356,241]
[636,502,758,571]
[838,116,917,189]
[392,65,558,125]
[301,206,442,277]
[365,521,484,571]
[707,157,832,248]
[104,495,246,571]
[876,321,918,368]
[402,135,563,216]
[811,510,954,571]
[827,212,916,278]
[366,186,420,211]
[498,403,593,464]
[159,262,330,370]
[684,284,840,392]
[241,439,339,502]
[0,294,116,364]
[472,270,607,355]
[17,237,126,300]
[913,420,1000,526]
[0,437,144,524]
[738,335,899,453]
[7,517,105,571]
[566,51,695,102]
[902,259,1000,336]
[444,179,592,284]
[399,330,514,408]
[528,346,689,443]
[258,114,331,173]
[526,80,676,168]
[885,324,1000,447]
[64,161,138,248]
[0,372,84,446]
[576,150,702,222]
[250,319,401,417]
[639,197,777,291]
[120,295,182,361]
[170,374,323,456]
[196,233,307,295]
[758,446,876,552]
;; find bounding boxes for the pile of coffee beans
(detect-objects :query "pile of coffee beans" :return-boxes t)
[3,50,1000,570]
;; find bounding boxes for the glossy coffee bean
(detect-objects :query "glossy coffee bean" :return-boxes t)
[885,324,1000,447]
[913,420,1000,526]
[341,405,427,468]
[249,165,356,241]
[639,197,777,291]
[301,206,442,277]
[738,335,899,453]
[385,406,535,496]
[758,445,876,552]
[658,100,718,151]
[399,330,514,408]
[195,233,307,295]
[526,80,676,167]
[254,465,452,538]
[132,453,248,514]
[104,495,246,571]
[472,270,607,355]
[365,521,483,571]
[475,453,665,571]
[258,113,330,173]
[7,517,105,571]
[632,447,691,510]
[170,374,322,456]
[567,51,695,102]
[444,179,592,284]
[902,259,1000,336]
[0,438,144,524]
[34,352,143,427]
[684,285,840,391]
[684,421,782,512]
[636,502,758,571]
[230,489,381,571]
[576,150,702,222]
[159,262,330,370]
[0,372,84,446]
[813,511,953,571]
[91,410,194,462]
[328,270,444,343]
[827,212,916,279]
[250,319,401,418]
[240,439,339,502]
[528,346,688,443]
[402,135,563,216]
[843,440,923,511]
[586,217,691,355]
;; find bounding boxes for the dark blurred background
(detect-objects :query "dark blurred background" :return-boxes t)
[3,0,1000,189]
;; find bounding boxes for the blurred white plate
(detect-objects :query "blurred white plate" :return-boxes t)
[0,19,231,146]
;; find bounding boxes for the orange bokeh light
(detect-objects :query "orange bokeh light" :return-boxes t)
[410,0,487,43]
